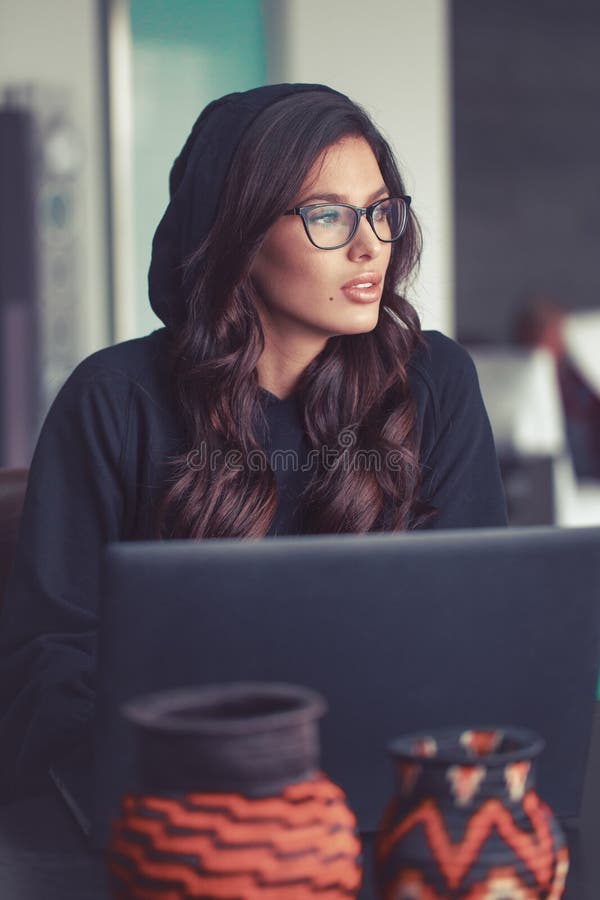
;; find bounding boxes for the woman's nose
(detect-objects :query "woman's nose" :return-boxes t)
[347,214,382,260]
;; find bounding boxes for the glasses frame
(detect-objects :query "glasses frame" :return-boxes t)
[283,195,412,250]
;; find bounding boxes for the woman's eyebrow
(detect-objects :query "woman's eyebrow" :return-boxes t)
[295,185,389,206]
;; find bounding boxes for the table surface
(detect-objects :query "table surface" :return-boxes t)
[2,705,600,899]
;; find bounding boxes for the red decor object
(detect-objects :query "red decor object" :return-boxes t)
[109,682,362,899]
[375,726,569,899]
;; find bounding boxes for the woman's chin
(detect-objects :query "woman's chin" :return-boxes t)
[338,308,381,335]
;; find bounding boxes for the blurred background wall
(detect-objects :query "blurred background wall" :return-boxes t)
[453,0,600,344]
[0,0,110,356]
[130,0,266,337]
[0,0,110,463]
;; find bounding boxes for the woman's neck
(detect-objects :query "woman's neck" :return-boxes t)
[256,356,305,400]
[256,323,328,400]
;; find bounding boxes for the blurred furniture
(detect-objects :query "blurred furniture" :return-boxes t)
[469,346,567,525]
[469,345,600,527]
[0,467,28,604]
[498,454,556,526]
[1,93,87,468]
[565,311,600,398]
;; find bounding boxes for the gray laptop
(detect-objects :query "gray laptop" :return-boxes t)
[83,526,600,849]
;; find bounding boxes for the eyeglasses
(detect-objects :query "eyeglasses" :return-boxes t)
[283,196,411,250]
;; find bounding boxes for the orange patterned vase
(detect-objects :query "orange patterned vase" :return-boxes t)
[108,682,362,899]
[374,726,569,899]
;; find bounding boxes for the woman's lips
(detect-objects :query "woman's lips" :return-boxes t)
[341,273,383,303]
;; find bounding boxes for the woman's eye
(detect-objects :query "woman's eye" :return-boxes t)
[373,202,389,223]
[309,208,341,227]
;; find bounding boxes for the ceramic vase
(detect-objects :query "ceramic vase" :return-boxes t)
[374,726,569,899]
[108,681,362,899]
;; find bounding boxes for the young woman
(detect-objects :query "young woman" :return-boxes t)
[0,83,506,797]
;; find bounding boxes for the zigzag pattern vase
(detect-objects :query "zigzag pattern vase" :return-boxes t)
[374,726,568,899]
[108,682,362,899]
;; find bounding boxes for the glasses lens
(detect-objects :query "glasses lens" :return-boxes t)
[371,198,408,242]
[305,205,356,249]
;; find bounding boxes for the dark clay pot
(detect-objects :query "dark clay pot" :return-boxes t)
[108,681,362,899]
[374,725,569,899]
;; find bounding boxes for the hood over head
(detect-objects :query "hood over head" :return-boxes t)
[148,82,348,326]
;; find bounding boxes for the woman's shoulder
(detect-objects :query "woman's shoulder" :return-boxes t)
[406,329,482,428]
[408,329,477,385]
[44,328,171,433]
[68,328,169,385]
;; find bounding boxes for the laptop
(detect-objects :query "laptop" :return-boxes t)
[79,526,600,849]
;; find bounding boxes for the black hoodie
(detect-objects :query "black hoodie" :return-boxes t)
[0,84,507,797]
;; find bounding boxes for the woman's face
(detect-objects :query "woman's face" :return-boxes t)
[250,136,393,349]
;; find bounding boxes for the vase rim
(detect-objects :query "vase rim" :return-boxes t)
[387,725,545,766]
[122,681,327,735]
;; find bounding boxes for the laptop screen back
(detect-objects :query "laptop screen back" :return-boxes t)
[92,527,600,848]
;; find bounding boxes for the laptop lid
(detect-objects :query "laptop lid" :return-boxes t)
[91,526,600,848]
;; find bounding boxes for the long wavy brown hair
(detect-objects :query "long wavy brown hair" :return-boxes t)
[158,91,430,539]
